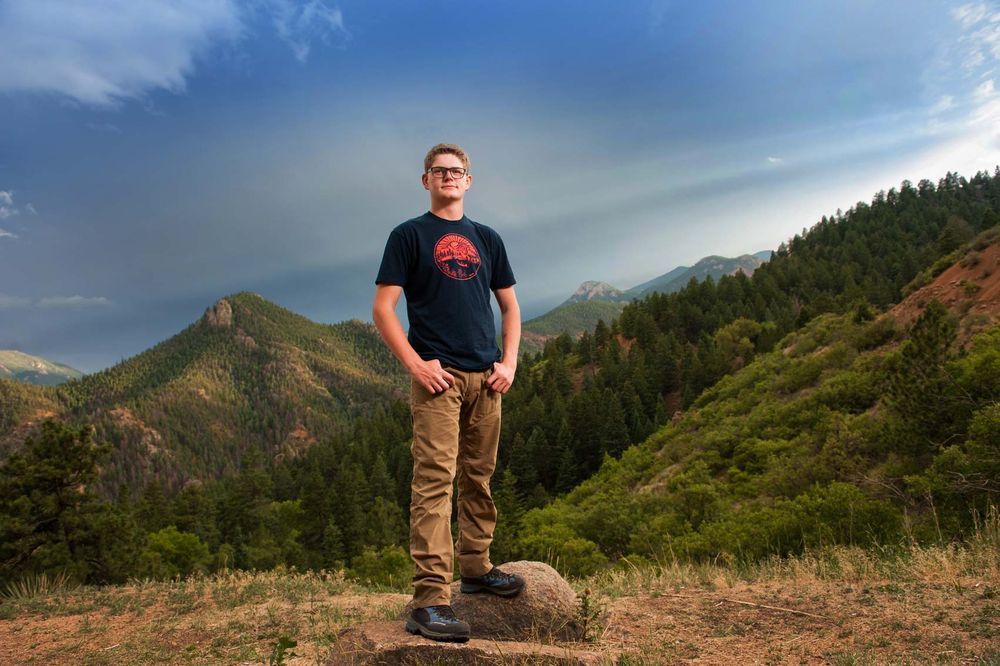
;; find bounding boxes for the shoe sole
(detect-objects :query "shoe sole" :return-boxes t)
[404,619,470,643]
[459,582,524,597]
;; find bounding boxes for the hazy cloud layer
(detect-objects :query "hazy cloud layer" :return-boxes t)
[0,0,348,106]
[0,294,31,308]
[1,1,996,373]
[0,0,243,105]
[0,190,16,219]
[0,191,34,239]
[0,294,112,309]
[264,0,350,62]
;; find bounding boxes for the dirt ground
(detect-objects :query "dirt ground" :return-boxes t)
[1,568,997,665]
[594,577,998,664]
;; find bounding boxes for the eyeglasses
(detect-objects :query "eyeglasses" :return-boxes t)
[427,166,469,179]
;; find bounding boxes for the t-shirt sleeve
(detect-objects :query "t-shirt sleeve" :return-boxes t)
[490,233,516,290]
[375,228,411,286]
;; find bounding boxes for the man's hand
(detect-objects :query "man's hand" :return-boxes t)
[486,360,516,394]
[411,358,456,394]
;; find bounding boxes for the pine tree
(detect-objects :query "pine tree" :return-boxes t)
[884,300,966,459]
[321,518,346,569]
[508,432,538,496]
[554,441,580,495]
[135,479,173,533]
[0,419,136,585]
[490,469,524,563]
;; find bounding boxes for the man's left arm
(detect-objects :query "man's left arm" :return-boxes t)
[487,286,520,394]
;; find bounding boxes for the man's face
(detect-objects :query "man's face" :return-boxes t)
[422,152,472,201]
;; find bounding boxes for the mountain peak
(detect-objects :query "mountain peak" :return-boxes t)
[203,298,233,328]
[565,281,626,304]
[0,350,83,385]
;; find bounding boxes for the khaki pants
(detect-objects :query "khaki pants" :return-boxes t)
[409,365,502,608]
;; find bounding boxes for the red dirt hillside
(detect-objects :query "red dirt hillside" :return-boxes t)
[889,238,1000,345]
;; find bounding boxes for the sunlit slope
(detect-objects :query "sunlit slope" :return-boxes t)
[0,292,407,497]
[515,246,1000,574]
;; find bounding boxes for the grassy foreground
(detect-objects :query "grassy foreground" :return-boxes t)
[1,523,998,665]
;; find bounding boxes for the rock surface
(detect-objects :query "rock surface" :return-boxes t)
[330,621,604,665]
[400,561,590,642]
[330,561,610,664]
[203,298,232,328]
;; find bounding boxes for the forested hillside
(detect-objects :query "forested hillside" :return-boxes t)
[508,293,999,575]
[520,251,774,355]
[0,292,407,498]
[497,170,1000,505]
[2,169,999,589]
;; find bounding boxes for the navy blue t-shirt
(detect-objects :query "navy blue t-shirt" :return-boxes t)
[375,211,516,371]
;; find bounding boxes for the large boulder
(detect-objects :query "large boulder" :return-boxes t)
[400,561,591,642]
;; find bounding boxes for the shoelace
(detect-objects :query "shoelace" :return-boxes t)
[483,568,513,584]
[428,604,459,621]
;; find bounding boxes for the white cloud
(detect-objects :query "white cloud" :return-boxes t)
[0,228,17,239]
[0,293,112,308]
[264,0,350,63]
[952,3,991,28]
[921,4,1000,139]
[766,156,783,164]
[965,50,987,70]
[0,0,351,106]
[930,94,955,114]
[0,0,244,106]
[0,190,19,219]
[0,189,34,224]
[37,295,113,308]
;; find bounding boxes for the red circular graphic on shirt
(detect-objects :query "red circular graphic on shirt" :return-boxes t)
[434,233,481,280]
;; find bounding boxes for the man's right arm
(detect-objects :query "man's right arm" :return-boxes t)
[372,284,455,393]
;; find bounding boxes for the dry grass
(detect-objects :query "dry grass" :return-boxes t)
[579,512,1000,664]
[1,516,998,664]
[0,566,410,665]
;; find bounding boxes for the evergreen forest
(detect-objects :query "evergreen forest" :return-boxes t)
[2,169,1000,588]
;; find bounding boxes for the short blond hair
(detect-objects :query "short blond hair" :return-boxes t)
[424,143,470,173]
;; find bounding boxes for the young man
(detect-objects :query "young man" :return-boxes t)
[372,143,525,642]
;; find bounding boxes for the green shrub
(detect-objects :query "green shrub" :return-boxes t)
[792,482,902,549]
[347,545,410,590]
[813,369,878,412]
[516,523,608,578]
[139,526,211,580]
[668,483,901,562]
[849,315,897,350]
[930,250,962,277]
[960,279,981,297]
[971,225,1000,250]
[774,355,825,393]
[960,250,981,268]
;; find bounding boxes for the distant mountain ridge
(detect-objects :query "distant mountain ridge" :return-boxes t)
[627,250,773,298]
[562,281,630,305]
[521,250,773,354]
[0,350,83,386]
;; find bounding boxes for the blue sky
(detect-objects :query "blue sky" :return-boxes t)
[2,0,1000,373]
